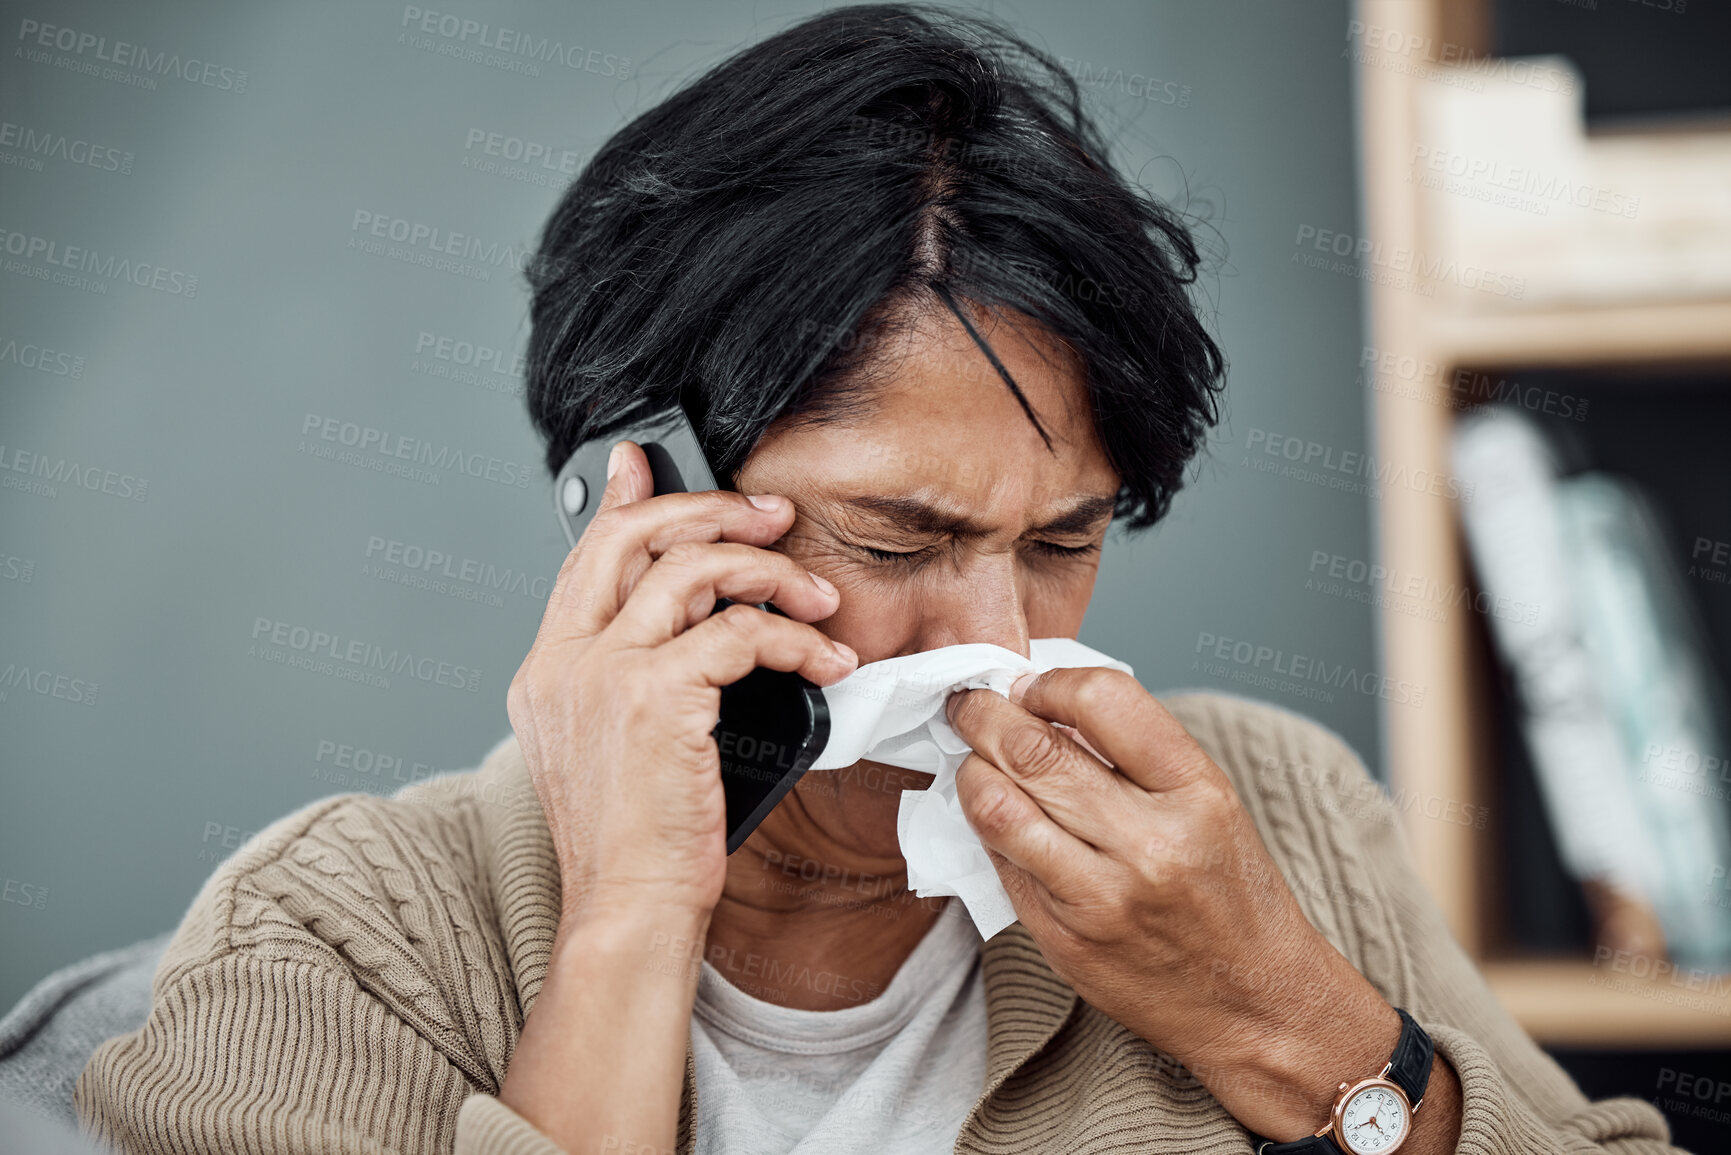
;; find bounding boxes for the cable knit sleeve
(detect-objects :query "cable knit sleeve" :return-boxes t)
[74,790,561,1155]
[1168,691,1684,1155]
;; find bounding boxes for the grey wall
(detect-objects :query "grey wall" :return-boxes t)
[0,0,1374,1007]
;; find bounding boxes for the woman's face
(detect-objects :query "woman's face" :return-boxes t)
[732,302,1120,855]
[737,302,1120,668]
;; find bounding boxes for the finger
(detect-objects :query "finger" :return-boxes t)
[543,440,802,636]
[608,540,841,647]
[657,602,857,690]
[534,439,652,635]
[978,845,1063,941]
[953,752,1104,904]
[1053,723,1108,765]
[945,687,1142,848]
[593,439,655,512]
[593,442,798,554]
[1011,667,1211,794]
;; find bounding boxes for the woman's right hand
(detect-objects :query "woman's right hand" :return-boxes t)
[506,439,857,927]
[499,438,852,1150]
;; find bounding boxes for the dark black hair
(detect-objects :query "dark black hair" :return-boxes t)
[524,3,1224,531]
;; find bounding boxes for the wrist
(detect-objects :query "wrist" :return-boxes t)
[554,901,715,988]
[1251,1018,1460,1155]
[502,904,711,1149]
[1177,947,1397,1141]
[1250,1000,1400,1141]
[560,870,720,929]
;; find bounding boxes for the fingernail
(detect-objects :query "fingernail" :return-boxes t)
[747,494,785,512]
[945,691,962,721]
[808,571,837,597]
[830,639,857,665]
[606,443,624,480]
[1009,672,1036,703]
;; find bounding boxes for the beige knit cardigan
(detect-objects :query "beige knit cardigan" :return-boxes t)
[76,691,1682,1155]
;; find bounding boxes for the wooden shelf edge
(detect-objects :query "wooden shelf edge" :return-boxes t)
[1427,297,1731,368]
[1485,959,1731,1047]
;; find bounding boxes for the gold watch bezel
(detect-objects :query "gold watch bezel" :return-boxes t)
[1319,1063,1417,1155]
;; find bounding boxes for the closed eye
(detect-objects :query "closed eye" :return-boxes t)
[1026,540,1100,559]
[857,540,1099,563]
[861,544,936,563]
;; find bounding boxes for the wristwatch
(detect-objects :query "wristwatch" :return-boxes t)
[1254,1008,1434,1155]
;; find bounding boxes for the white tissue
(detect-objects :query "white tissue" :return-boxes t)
[811,638,1134,940]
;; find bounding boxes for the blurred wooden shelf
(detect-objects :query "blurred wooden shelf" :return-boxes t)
[1356,0,1731,1051]
[1432,297,1731,368]
[1485,960,1731,1047]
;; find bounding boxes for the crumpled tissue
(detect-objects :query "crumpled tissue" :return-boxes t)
[810,638,1134,939]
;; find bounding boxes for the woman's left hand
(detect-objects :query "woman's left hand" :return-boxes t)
[946,668,1443,1145]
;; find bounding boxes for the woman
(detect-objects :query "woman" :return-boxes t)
[77,6,1680,1155]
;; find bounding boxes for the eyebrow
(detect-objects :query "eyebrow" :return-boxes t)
[841,492,1117,538]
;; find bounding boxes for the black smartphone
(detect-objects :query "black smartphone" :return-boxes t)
[552,404,831,853]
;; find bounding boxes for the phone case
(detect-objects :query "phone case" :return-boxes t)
[552,405,831,852]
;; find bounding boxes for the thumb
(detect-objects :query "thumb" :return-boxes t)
[595,440,653,511]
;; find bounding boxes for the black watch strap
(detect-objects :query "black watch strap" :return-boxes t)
[1387,1007,1434,1107]
[1252,1008,1433,1155]
[1255,1136,1343,1155]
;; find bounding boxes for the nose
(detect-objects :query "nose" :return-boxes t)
[911,549,1030,658]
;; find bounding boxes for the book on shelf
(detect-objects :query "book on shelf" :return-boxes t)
[1453,406,1731,970]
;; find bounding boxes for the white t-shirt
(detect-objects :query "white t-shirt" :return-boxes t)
[689,898,988,1155]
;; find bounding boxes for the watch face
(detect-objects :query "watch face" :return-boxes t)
[1338,1083,1410,1154]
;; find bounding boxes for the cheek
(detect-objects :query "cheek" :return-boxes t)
[817,566,1097,654]
[764,533,913,662]
[1019,563,1099,636]
[816,577,922,663]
